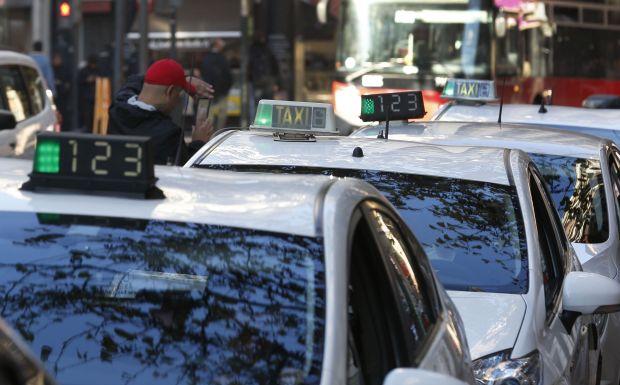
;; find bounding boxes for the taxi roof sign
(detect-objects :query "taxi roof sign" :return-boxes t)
[441,79,498,102]
[21,132,164,199]
[251,100,338,134]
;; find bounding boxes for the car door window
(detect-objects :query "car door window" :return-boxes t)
[530,170,566,320]
[607,153,620,236]
[347,212,408,385]
[366,208,438,357]
[0,65,32,122]
[20,66,46,116]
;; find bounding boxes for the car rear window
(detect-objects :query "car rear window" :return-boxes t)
[0,211,325,385]
[529,153,608,244]
[198,165,529,294]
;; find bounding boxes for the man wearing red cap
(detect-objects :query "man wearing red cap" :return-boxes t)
[108,59,215,165]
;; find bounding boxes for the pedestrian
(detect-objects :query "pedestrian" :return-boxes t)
[52,53,71,129]
[77,55,99,132]
[107,58,215,165]
[29,41,56,96]
[249,33,280,103]
[201,39,232,131]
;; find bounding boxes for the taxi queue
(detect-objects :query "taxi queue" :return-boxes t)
[0,80,619,385]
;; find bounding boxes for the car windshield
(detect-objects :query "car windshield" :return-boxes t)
[198,165,528,294]
[0,212,325,385]
[529,154,608,244]
[338,0,492,77]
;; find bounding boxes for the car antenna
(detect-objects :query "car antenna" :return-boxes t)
[498,77,506,125]
[174,53,196,166]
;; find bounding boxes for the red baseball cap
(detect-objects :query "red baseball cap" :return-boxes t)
[144,59,197,96]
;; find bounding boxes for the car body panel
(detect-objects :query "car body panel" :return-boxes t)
[0,158,329,237]
[188,131,510,186]
[434,102,620,133]
[448,291,526,360]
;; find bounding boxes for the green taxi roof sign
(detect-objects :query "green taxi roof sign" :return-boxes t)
[441,79,498,102]
[21,132,164,199]
[251,100,338,134]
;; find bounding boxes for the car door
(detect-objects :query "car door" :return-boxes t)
[529,167,591,385]
[15,65,49,157]
[345,201,444,385]
[0,65,33,157]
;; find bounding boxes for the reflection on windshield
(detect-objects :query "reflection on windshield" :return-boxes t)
[529,154,608,244]
[199,165,528,294]
[0,212,325,385]
[338,0,492,77]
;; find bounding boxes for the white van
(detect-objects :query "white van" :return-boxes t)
[0,50,57,157]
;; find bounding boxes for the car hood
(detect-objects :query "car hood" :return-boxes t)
[448,291,526,360]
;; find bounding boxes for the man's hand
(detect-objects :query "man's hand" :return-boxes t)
[191,119,215,142]
[186,76,215,99]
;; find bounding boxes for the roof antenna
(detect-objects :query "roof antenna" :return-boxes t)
[538,97,548,114]
[498,77,506,125]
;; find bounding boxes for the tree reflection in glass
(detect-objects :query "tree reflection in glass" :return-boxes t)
[0,212,325,385]
[529,154,608,244]
[199,165,528,294]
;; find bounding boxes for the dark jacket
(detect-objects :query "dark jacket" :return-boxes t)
[107,75,203,165]
[201,51,232,101]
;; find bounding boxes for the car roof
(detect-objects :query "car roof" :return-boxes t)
[0,158,332,237]
[436,102,620,132]
[0,50,39,68]
[192,131,511,185]
[352,121,608,159]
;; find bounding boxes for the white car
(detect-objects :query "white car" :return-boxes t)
[434,102,620,145]
[0,50,56,157]
[0,132,473,385]
[354,113,620,384]
[187,100,620,385]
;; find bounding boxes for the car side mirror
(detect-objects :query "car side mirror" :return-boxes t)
[0,110,17,131]
[383,368,470,385]
[561,271,620,331]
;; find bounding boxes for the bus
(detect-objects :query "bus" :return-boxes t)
[329,0,620,127]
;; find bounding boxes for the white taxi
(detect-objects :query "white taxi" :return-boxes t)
[187,99,620,385]
[0,132,473,385]
[352,80,620,385]
[434,98,620,145]
[0,50,56,157]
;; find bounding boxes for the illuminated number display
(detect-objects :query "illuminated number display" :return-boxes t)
[32,133,153,180]
[360,91,425,122]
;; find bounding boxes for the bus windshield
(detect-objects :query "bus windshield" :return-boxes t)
[338,0,492,78]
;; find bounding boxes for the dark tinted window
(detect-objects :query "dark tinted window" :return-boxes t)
[0,212,325,385]
[530,173,565,318]
[199,165,528,294]
[21,66,46,115]
[369,210,436,347]
[348,217,404,385]
[529,153,608,244]
[0,65,31,121]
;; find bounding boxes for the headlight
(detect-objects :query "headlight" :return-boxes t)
[472,350,541,385]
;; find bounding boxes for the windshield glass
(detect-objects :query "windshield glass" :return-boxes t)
[529,154,608,244]
[198,165,528,294]
[0,212,325,385]
[338,0,492,77]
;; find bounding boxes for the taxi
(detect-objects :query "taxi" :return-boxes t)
[432,80,620,145]
[352,80,620,385]
[187,98,620,385]
[0,132,474,385]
